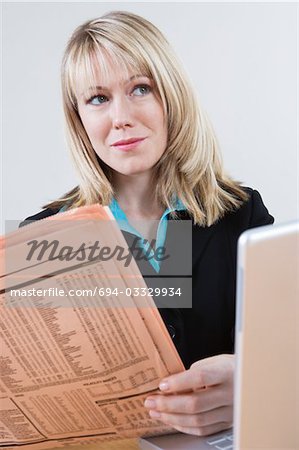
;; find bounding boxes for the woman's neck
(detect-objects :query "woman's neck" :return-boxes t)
[113,171,163,220]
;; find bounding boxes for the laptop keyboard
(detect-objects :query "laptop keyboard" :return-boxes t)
[206,430,234,449]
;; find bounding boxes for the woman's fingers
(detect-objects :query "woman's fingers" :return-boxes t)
[144,385,231,415]
[148,405,232,428]
[159,354,234,393]
[144,354,235,437]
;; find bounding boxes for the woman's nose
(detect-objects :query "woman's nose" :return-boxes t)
[111,96,134,130]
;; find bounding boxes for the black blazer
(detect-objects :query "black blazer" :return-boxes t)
[20,187,274,369]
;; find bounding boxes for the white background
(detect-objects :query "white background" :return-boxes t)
[2,2,298,231]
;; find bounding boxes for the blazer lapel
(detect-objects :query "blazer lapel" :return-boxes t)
[191,221,219,267]
[167,211,219,268]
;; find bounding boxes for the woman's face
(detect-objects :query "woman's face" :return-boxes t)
[76,58,167,178]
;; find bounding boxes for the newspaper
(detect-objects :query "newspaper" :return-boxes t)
[0,205,185,449]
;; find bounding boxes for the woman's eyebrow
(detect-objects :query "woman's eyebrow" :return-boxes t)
[128,74,149,82]
[80,74,150,97]
[81,85,104,96]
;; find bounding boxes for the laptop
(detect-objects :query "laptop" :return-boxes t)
[139,221,299,450]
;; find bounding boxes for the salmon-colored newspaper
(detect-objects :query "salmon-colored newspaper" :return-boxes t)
[0,205,185,449]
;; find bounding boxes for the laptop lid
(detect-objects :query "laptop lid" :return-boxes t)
[234,221,299,449]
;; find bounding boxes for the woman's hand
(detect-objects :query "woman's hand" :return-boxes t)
[144,354,234,436]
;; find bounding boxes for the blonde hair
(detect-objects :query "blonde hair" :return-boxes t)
[45,10,248,226]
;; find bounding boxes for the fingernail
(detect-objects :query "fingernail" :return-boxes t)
[159,381,169,391]
[149,410,161,418]
[144,399,156,409]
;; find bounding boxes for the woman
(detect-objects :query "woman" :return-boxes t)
[22,11,274,436]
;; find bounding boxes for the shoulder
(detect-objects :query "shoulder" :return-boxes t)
[178,186,274,231]
[217,186,274,246]
[19,207,60,228]
[229,186,274,228]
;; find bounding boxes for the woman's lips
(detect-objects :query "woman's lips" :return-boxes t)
[111,137,146,151]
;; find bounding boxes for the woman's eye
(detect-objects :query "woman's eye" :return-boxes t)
[88,95,108,105]
[132,85,152,96]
